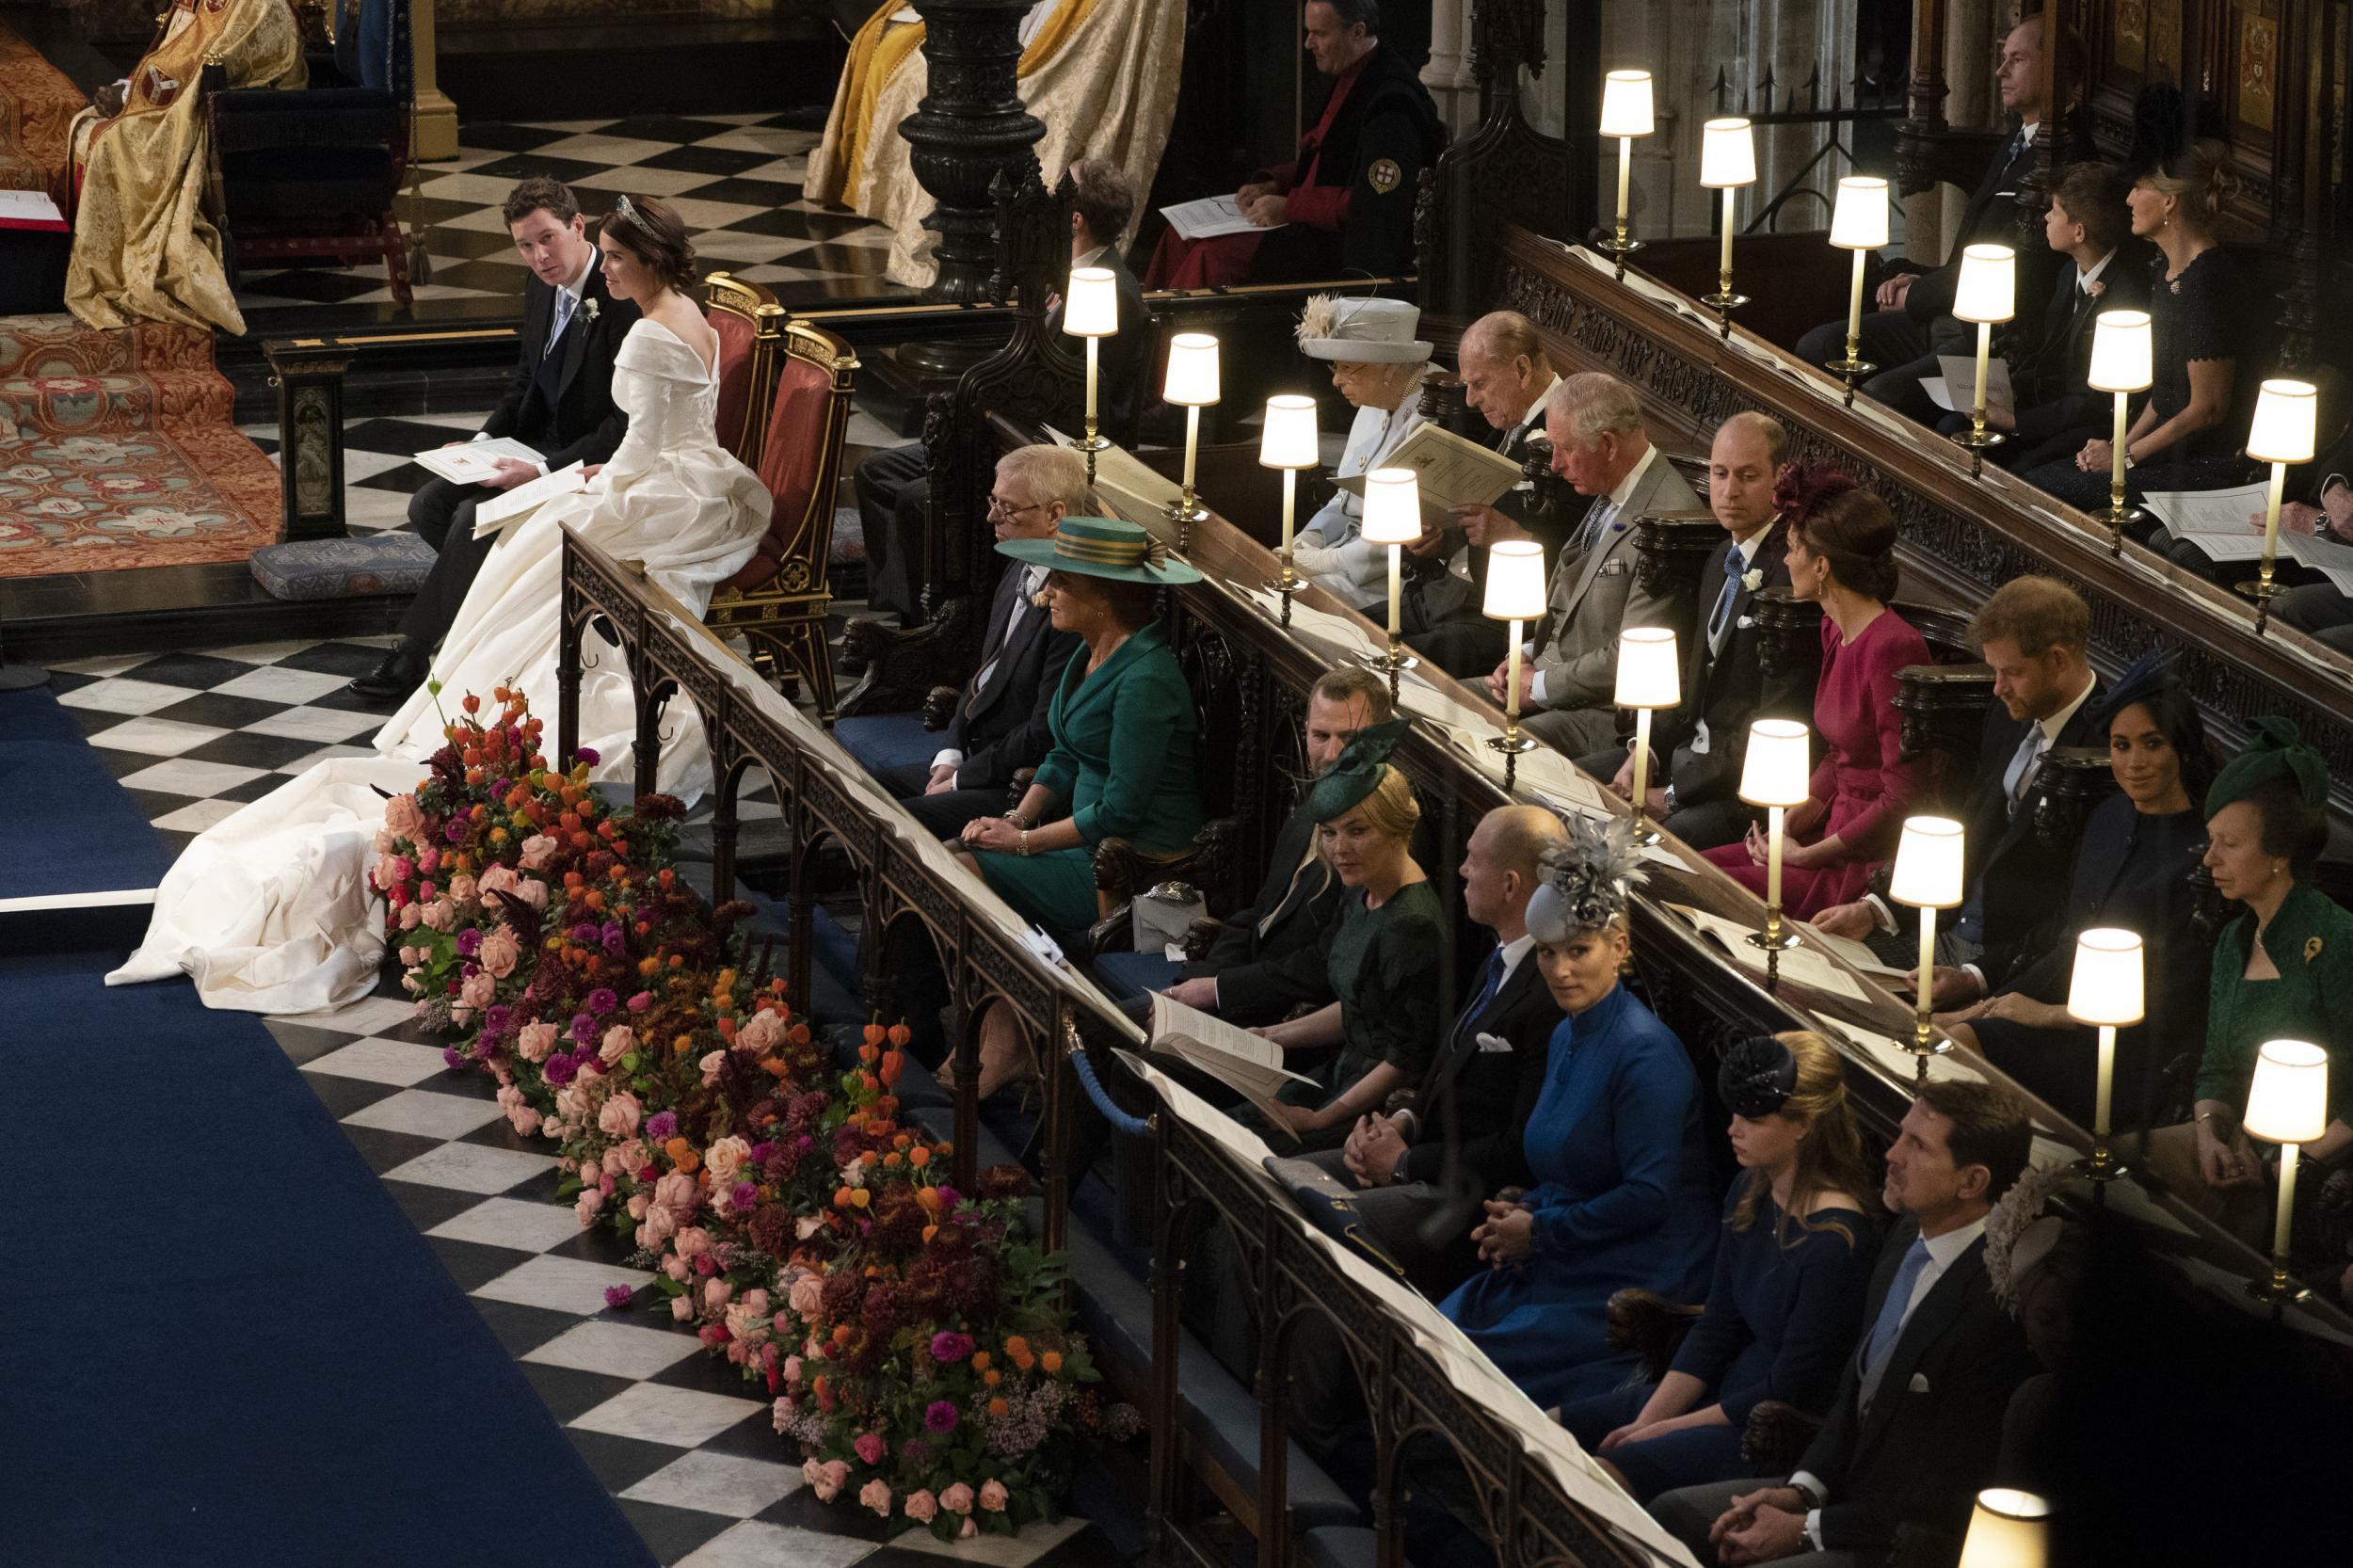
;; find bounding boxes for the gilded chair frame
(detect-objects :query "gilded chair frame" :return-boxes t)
[701,271,786,466]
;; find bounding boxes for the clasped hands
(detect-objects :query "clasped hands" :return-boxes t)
[1340,1111,1408,1188]
[1706,1487,1811,1565]
[1470,1191,1535,1268]
[1235,181,1287,228]
[957,815,1023,853]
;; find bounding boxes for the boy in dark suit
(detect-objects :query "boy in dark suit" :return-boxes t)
[1651,1080,2039,1566]
[352,177,637,700]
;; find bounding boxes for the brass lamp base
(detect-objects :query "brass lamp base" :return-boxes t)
[1164,496,1207,554]
[2073,1142,2130,1185]
[1948,424,2006,477]
[1074,432,1112,487]
[2247,1267,2312,1306]
[1903,1013,1951,1084]
[2090,504,2142,556]
[2234,573,2281,633]
[1486,726,1538,790]
[1701,289,1750,340]
[1627,816,1663,848]
[1265,562,1301,625]
[1745,917,1801,993]
[1594,233,1646,279]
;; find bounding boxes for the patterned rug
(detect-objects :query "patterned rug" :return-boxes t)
[0,17,84,199]
[0,313,283,577]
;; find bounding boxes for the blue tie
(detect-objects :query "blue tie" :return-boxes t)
[1466,947,1508,1020]
[1706,549,1743,653]
[1858,1237,1932,1407]
[546,289,575,358]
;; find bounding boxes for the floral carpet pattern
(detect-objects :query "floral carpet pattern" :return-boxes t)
[0,314,281,577]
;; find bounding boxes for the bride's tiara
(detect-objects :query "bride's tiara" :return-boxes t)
[611,193,638,226]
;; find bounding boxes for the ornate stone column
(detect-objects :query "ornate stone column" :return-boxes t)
[409,0,459,162]
[903,0,1047,304]
[1422,0,1477,137]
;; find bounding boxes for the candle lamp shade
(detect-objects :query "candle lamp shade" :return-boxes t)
[1737,718,1812,808]
[1062,266,1118,338]
[1360,468,1424,545]
[1956,1489,2049,1568]
[1259,394,1320,469]
[2087,310,2153,393]
[1164,332,1222,408]
[1830,177,1890,249]
[1890,816,1967,908]
[2249,377,2319,465]
[1700,118,1755,187]
[1952,245,2016,325]
[1482,539,1547,620]
[2244,1039,2329,1144]
[2065,928,2145,1026]
[1599,70,1654,137]
[1615,626,1681,709]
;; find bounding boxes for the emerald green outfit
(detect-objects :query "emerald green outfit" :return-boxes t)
[1281,879,1445,1145]
[2197,882,2353,1125]
[973,619,1203,936]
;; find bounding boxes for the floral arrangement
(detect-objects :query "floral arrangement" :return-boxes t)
[376,688,1140,1540]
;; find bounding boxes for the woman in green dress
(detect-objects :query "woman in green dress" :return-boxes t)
[953,515,1206,936]
[2147,718,2353,1241]
[1248,720,1445,1150]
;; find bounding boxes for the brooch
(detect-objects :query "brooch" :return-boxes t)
[2306,936,2323,963]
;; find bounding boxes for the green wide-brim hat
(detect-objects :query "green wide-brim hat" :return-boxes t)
[996,515,1203,585]
[1304,717,1413,822]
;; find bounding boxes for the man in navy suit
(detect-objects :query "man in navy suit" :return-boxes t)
[1651,1080,2038,1566]
[351,177,636,700]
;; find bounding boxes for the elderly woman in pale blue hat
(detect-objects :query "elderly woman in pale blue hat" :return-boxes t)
[1291,294,1433,604]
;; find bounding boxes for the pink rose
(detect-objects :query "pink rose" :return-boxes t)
[961,1518,978,1538]
[978,1479,1009,1512]
[855,1432,886,1466]
[904,1489,938,1524]
[459,970,495,1009]
[703,1278,732,1312]
[737,1010,783,1053]
[674,1225,712,1259]
[670,1295,695,1321]
[574,1188,604,1224]
[939,1482,974,1516]
[698,1049,727,1086]
[789,1273,824,1319]
[813,1460,850,1501]
[397,903,423,931]
[384,793,424,840]
[803,1458,837,1500]
[705,1136,750,1185]
[418,847,440,876]
[652,1172,697,1219]
[578,1158,600,1183]
[598,1091,642,1140]
[600,1138,644,1176]
[858,1479,892,1518]
[478,926,520,979]
[743,1288,770,1317]
[372,856,397,892]
[639,1206,677,1247]
[449,873,478,904]
[520,834,557,870]
[627,1192,650,1221]
[516,1021,557,1063]
[513,879,548,911]
[781,1353,804,1384]
[421,898,457,933]
[600,1024,634,1064]
[477,864,519,899]
[664,1255,690,1282]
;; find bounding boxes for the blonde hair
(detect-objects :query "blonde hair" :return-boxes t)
[1729,1031,1874,1249]
[1326,763,1420,840]
[2141,139,2236,236]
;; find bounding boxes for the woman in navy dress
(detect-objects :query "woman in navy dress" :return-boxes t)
[1552,1032,1879,1501]
[1440,818,1718,1411]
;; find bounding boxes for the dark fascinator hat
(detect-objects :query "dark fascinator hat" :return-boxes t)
[2087,647,2175,728]
[1769,461,1860,528]
[1304,718,1413,823]
[1526,814,1645,945]
[2205,714,2328,816]
[1718,1034,1800,1119]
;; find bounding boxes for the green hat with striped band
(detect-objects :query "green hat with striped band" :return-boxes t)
[995,515,1203,585]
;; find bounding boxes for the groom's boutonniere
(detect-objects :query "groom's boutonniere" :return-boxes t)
[1741,568,1764,593]
[2083,279,2105,300]
[583,297,600,323]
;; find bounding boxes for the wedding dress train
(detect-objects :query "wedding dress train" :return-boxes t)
[108,320,772,1013]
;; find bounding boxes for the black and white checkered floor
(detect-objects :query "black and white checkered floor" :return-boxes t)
[233,111,917,330]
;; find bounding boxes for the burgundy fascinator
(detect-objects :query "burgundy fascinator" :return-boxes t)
[1769,461,1860,527]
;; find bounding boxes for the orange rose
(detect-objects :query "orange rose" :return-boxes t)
[1040,1351,1063,1374]
[1003,1336,1029,1359]
[909,1147,930,1169]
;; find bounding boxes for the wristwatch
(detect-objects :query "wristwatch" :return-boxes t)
[1787,1480,1823,1512]
[1660,784,1678,816]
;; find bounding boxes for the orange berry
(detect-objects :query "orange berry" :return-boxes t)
[983,1369,1001,1386]
[848,1189,871,1209]
[968,1352,989,1372]
[1041,1351,1063,1374]
[987,1398,1008,1418]
[1003,1336,1029,1359]
[834,1186,854,1208]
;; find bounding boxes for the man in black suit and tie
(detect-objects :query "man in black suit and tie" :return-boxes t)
[1651,1080,2039,1567]
[857,157,1149,618]
[1579,413,1811,851]
[352,177,636,700]
[1813,578,2102,1006]
[1796,14,2089,422]
[1090,666,1391,1022]
[873,445,1087,836]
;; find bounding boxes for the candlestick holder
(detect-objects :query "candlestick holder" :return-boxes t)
[1743,904,1801,993]
[1363,633,1419,703]
[1075,425,1110,489]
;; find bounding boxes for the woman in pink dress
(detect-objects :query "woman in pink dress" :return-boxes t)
[1704,469,1929,918]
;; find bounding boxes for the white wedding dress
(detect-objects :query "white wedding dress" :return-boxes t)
[108,320,773,1014]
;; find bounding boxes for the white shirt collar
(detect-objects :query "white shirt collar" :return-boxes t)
[1494,932,1536,985]
[1731,516,1778,568]
[1509,373,1561,440]
[2076,249,2115,293]
[2017,120,2040,146]
[1606,440,1658,511]
[1073,244,1108,270]
[561,247,598,301]
[1920,1214,1988,1271]
[2038,669,2097,745]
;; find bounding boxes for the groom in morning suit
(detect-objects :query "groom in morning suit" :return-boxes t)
[352,176,639,701]
[1650,1080,2039,1566]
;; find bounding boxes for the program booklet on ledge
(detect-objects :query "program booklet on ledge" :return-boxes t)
[1334,423,1526,526]
[1146,991,1321,1139]
[1159,194,1273,241]
[415,438,545,486]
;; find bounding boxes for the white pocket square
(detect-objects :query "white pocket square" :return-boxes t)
[1736,615,1755,630]
[1476,1032,1513,1053]
[1907,1372,1930,1394]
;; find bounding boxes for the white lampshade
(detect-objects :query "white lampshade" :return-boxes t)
[1259,393,1319,470]
[1699,118,1755,188]
[2244,1039,2329,1144]
[2086,310,2153,394]
[1599,70,1654,137]
[1956,1489,2049,1568]
[1737,718,1811,808]
[1890,815,1966,908]
[1062,266,1117,338]
[1615,626,1681,709]
[1952,245,2016,325]
[1360,467,1424,545]
[2249,377,2319,465]
[2066,928,2145,1027]
[1163,331,1221,408]
[1481,539,1546,621]
[1829,177,1890,250]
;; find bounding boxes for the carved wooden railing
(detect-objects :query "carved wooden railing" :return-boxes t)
[1495,229,2353,828]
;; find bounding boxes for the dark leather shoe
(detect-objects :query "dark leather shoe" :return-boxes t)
[347,647,426,704]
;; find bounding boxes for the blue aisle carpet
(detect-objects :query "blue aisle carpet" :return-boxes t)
[0,947,657,1568]
[0,687,176,900]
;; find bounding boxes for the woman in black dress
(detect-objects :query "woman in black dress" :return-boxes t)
[2021,141,2245,520]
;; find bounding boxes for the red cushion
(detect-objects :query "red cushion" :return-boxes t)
[728,354,835,591]
[705,307,757,460]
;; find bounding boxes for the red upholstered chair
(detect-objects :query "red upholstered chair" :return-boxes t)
[702,272,782,465]
[705,317,857,718]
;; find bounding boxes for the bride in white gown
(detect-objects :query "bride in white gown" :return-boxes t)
[110,197,774,1014]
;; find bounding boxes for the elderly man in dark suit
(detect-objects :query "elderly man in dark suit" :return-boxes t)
[1650,1080,2039,1567]
[858,157,1147,618]
[1490,372,1700,756]
[1579,412,1809,851]
[352,177,636,701]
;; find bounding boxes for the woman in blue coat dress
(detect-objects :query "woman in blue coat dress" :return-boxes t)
[1439,817,1719,1411]
[1552,1032,1880,1501]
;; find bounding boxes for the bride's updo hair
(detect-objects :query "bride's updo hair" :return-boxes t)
[598,195,697,293]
